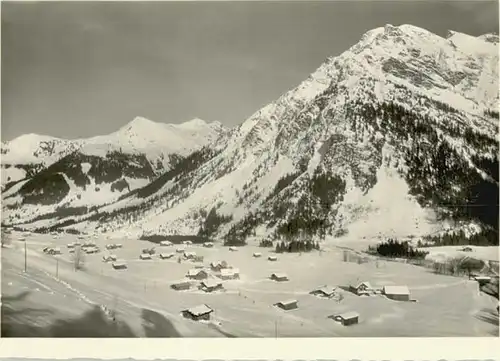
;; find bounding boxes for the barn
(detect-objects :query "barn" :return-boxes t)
[219,268,240,280]
[310,286,337,298]
[383,285,410,301]
[329,311,359,326]
[199,280,224,293]
[182,304,214,321]
[270,273,289,282]
[186,269,209,280]
[171,280,192,291]
[274,299,298,311]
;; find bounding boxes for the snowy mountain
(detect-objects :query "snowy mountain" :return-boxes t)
[3,25,498,244]
[1,117,227,223]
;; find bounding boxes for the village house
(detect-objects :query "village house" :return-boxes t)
[186,269,209,280]
[199,280,224,293]
[159,253,175,260]
[219,268,240,280]
[310,286,337,298]
[203,242,214,248]
[461,246,473,252]
[112,261,127,270]
[183,240,193,245]
[210,260,228,271]
[274,299,298,311]
[140,253,152,260]
[268,255,278,261]
[253,252,262,258]
[182,304,214,321]
[171,280,192,291]
[383,285,411,301]
[349,281,375,296]
[270,273,289,282]
[176,247,185,253]
[229,246,238,251]
[160,240,173,247]
[192,255,204,263]
[329,311,359,326]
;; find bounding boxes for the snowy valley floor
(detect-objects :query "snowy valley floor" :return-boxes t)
[1,232,499,337]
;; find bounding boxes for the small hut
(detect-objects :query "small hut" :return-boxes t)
[310,286,337,298]
[199,280,224,293]
[383,285,410,301]
[268,255,278,261]
[253,252,262,258]
[112,261,127,270]
[171,280,191,291]
[183,251,197,260]
[329,311,359,326]
[186,269,208,280]
[274,299,298,311]
[140,253,152,260]
[182,304,214,321]
[219,268,240,280]
[270,273,289,282]
[210,260,228,272]
[102,254,117,262]
[349,281,374,296]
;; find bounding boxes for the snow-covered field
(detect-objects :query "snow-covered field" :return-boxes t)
[2,232,498,337]
[419,245,499,263]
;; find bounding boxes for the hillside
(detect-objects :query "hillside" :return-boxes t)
[1,117,227,226]
[3,25,498,244]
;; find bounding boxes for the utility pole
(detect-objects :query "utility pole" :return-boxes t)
[24,242,27,272]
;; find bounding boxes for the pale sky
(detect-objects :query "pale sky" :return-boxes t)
[1,0,498,141]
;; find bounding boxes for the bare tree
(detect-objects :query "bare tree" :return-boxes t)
[73,245,85,271]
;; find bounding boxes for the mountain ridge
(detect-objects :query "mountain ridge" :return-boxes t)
[2,24,498,246]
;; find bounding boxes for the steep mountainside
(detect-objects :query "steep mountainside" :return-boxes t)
[4,25,498,244]
[1,117,227,225]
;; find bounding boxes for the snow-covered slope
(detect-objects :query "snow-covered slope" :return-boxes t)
[1,117,227,224]
[5,25,498,243]
[1,117,226,186]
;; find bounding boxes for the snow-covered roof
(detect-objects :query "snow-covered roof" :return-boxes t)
[313,286,337,295]
[183,304,213,316]
[336,311,359,320]
[187,269,206,276]
[277,299,297,306]
[172,279,191,286]
[272,272,288,278]
[221,268,239,276]
[355,281,373,289]
[201,280,222,288]
[383,285,410,295]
